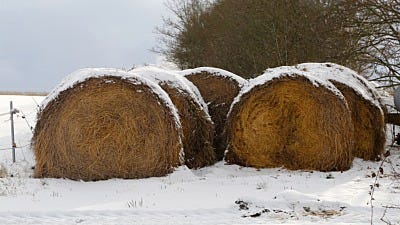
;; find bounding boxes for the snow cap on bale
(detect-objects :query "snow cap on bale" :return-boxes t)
[131,66,216,169]
[33,68,183,181]
[179,67,247,160]
[225,66,354,171]
[296,63,385,160]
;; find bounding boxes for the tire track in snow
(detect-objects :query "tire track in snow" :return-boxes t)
[0,208,373,225]
[0,208,259,225]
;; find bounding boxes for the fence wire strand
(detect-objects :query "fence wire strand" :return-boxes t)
[0,111,10,117]
[17,110,34,133]
[0,143,30,151]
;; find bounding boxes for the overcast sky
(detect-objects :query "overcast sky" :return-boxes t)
[0,0,170,92]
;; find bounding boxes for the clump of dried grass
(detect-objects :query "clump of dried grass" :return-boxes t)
[33,76,182,181]
[0,165,6,178]
[183,70,245,160]
[225,76,354,171]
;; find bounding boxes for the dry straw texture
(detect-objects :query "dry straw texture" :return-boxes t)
[133,67,216,169]
[184,71,244,160]
[33,76,181,181]
[331,82,385,160]
[297,63,385,161]
[225,76,354,171]
[159,85,216,168]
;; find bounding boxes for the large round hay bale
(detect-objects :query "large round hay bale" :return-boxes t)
[225,67,354,171]
[131,66,216,169]
[33,68,183,181]
[180,67,247,160]
[296,63,385,160]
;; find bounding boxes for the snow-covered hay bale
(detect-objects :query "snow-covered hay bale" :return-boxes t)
[225,67,354,171]
[180,67,247,160]
[33,68,182,181]
[131,66,216,169]
[296,63,385,161]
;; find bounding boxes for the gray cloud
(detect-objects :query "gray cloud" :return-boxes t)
[0,0,168,91]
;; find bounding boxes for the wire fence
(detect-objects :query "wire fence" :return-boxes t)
[0,98,41,162]
[0,112,10,117]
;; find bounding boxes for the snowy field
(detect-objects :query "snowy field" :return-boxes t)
[0,95,399,225]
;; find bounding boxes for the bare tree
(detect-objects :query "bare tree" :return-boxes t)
[156,0,399,84]
[335,0,400,86]
[154,0,213,69]
[156,0,362,78]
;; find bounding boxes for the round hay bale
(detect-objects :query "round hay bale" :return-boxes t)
[179,67,247,160]
[225,67,354,171]
[33,68,183,181]
[131,66,216,169]
[296,63,385,160]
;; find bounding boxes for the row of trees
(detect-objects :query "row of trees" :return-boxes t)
[155,0,400,85]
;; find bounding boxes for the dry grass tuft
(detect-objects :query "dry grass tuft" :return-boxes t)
[0,165,6,178]
[33,76,182,181]
[225,76,354,171]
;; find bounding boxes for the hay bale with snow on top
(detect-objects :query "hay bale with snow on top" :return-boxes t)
[180,67,247,160]
[33,68,183,181]
[225,67,354,171]
[131,66,216,169]
[296,63,385,161]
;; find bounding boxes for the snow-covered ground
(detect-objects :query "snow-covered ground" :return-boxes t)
[0,95,399,225]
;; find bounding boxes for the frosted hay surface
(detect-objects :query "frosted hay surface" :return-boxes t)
[131,66,210,117]
[41,68,184,161]
[296,63,382,108]
[179,67,247,87]
[43,68,179,122]
[229,66,347,116]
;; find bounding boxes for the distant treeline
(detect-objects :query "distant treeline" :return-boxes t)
[0,91,48,96]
